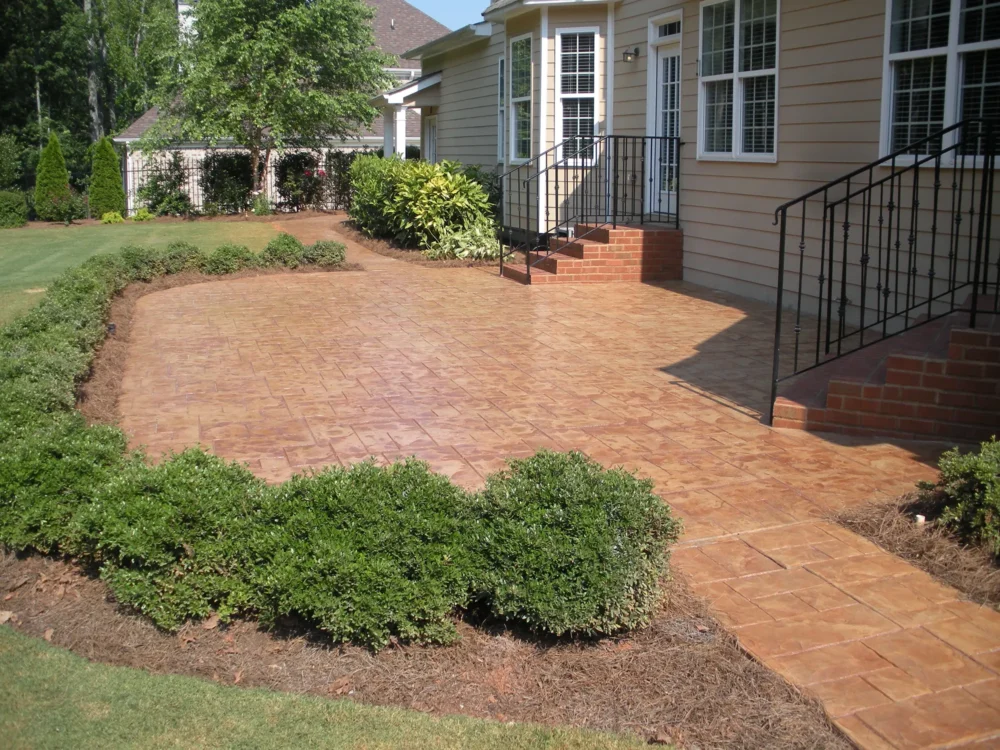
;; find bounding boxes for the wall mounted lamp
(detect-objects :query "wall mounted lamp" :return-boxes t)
[622,47,640,63]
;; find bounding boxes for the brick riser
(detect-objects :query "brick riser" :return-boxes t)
[774,328,1000,442]
[500,224,683,285]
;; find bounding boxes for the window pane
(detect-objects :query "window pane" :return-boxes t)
[891,55,947,152]
[702,0,735,76]
[560,33,595,95]
[704,79,734,152]
[514,101,531,159]
[961,0,1000,43]
[961,49,1000,154]
[743,74,776,153]
[511,38,531,99]
[891,0,951,52]
[741,0,778,71]
[562,98,596,159]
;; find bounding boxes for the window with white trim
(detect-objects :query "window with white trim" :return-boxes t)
[698,0,778,160]
[498,58,506,162]
[557,30,598,162]
[510,35,532,162]
[884,0,1000,156]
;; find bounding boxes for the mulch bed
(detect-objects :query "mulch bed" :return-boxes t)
[837,496,1000,609]
[3,267,851,749]
[0,552,849,750]
[335,218,500,269]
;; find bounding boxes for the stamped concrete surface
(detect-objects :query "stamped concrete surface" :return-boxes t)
[118,218,1000,749]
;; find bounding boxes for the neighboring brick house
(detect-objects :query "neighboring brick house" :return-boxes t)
[114,0,449,211]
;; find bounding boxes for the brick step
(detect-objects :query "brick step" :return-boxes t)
[498,262,559,285]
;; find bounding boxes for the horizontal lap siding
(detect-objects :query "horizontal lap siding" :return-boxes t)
[425,28,506,167]
[613,0,888,304]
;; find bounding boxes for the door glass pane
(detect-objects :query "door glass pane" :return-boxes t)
[660,53,681,192]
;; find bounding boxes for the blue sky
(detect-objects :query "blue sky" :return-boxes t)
[408,0,484,30]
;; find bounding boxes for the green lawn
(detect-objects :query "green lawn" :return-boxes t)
[0,626,644,750]
[0,220,279,324]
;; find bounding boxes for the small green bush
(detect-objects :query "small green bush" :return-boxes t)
[131,207,154,222]
[303,240,346,267]
[260,232,306,268]
[0,134,24,189]
[471,450,681,636]
[201,243,258,275]
[162,242,205,274]
[101,211,125,225]
[348,155,406,238]
[0,190,28,228]
[89,137,126,218]
[275,152,326,211]
[253,460,478,649]
[33,132,72,222]
[138,152,193,216]
[931,438,1000,556]
[423,216,502,260]
[201,152,254,213]
[252,193,272,216]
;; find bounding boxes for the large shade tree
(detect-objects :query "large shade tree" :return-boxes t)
[146,0,391,191]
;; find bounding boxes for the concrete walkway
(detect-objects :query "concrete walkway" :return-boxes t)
[118,215,1000,749]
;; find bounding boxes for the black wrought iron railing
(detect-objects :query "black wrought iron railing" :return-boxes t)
[498,134,680,279]
[767,119,998,423]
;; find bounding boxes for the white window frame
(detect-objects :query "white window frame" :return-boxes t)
[555,26,601,166]
[696,0,780,163]
[509,33,533,164]
[498,58,506,163]
[879,0,1000,162]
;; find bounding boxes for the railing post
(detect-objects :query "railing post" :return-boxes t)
[768,208,789,425]
[970,120,994,328]
[612,137,619,229]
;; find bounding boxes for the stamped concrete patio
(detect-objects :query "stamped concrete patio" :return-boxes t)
[118,218,1000,749]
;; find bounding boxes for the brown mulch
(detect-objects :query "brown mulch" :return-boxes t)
[335,218,500,269]
[76,266,362,427]
[0,551,849,750]
[837,495,1000,609]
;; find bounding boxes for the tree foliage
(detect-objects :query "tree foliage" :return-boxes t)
[147,0,392,190]
[34,131,72,221]
[88,136,125,217]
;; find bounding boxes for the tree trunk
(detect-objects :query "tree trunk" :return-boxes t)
[35,71,43,148]
[84,0,104,141]
[249,146,261,195]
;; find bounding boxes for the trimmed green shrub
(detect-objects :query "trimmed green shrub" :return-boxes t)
[929,438,1000,556]
[101,211,125,225]
[260,232,306,268]
[89,137,126,218]
[34,132,73,222]
[303,240,347,267]
[348,155,406,238]
[201,152,254,213]
[201,243,258,275]
[131,207,154,222]
[74,449,268,629]
[162,242,205,274]
[276,152,326,211]
[0,190,28,228]
[470,450,681,636]
[253,460,478,649]
[0,134,24,190]
[423,216,502,261]
[252,193,272,216]
[138,152,193,216]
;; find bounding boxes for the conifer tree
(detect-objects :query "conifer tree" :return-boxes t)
[89,136,126,217]
[34,132,72,221]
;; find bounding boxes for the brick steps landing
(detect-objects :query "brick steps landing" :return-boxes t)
[500,223,682,284]
[774,312,1000,442]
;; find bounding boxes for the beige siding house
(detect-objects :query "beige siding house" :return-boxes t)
[404,0,999,305]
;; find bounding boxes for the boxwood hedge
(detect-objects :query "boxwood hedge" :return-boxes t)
[0,241,679,649]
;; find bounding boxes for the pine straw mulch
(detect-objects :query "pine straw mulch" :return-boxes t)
[0,551,849,750]
[334,218,501,269]
[3,264,852,749]
[837,494,1000,609]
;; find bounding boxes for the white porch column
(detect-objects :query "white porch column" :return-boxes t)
[382,107,395,155]
[538,7,549,235]
[394,106,408,158]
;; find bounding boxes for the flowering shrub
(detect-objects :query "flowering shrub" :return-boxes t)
[276,152,327,211]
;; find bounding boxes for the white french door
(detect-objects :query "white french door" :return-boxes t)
[653,44,681,216]
[424,116,438,163]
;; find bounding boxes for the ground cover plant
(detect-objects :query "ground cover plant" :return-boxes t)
[0,242,681,652]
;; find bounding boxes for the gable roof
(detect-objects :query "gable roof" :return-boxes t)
[368,0,451,69]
